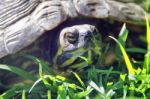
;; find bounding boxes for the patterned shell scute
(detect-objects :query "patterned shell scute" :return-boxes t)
[0,0,67,58]
[0,0,39,29]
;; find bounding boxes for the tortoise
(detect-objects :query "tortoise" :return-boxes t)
[0,0,149,87]
[0,0,149,59]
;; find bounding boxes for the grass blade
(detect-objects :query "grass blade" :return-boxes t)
[38,59,51,87]
[115,23,128,58]
[118,23,128,47]
[89,81,105,94]
[109,36,135,74]
[22,90,26,99]
[47,90,51,99]
[0,87,17,99]
[123,86,127,99]
[0,64,37,81]
[145,0,149,11]
[73,72,85,88]
[144,52,150,74]
[76,88,93,98]
[145,14,150,51]
[126,48,147,53]
[29,75,50,93]
[24,55,54,75]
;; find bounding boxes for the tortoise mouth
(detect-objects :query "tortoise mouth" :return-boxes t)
[55,46,100,69]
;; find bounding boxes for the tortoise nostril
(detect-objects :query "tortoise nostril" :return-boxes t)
[93,28,98,34]
[85,31,92,40]
[87,31,92,37]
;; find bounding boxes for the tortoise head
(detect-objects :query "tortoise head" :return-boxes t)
[54,24,101,68]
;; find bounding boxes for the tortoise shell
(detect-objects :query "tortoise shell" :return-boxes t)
[0,0,148,58]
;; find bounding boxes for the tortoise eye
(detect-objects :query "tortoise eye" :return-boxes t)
[66,32,79,44]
